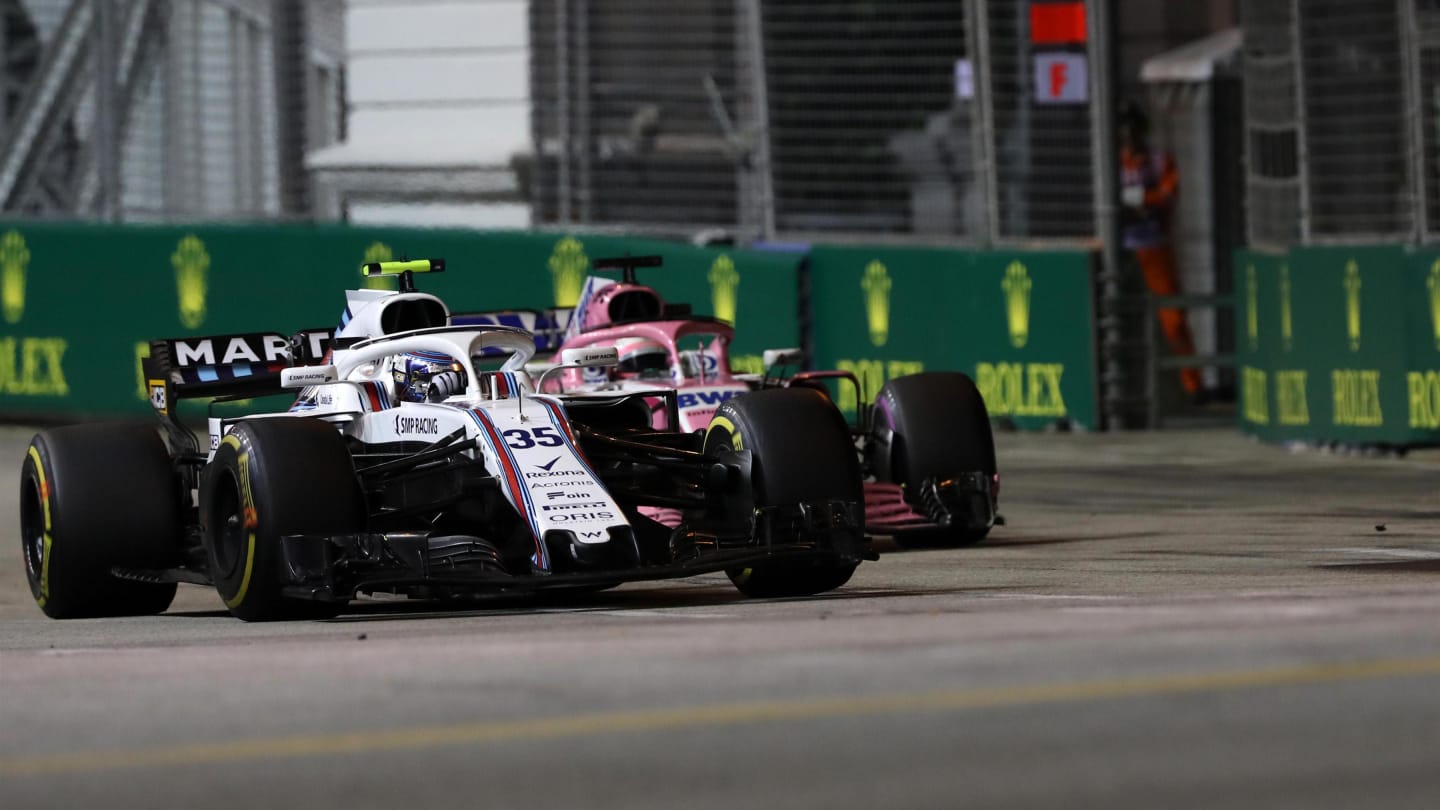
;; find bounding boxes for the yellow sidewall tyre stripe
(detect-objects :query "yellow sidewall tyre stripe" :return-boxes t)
[25,446,53,609]
[215,434,259,611]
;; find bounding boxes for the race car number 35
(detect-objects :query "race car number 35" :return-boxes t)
[504,427,564,449]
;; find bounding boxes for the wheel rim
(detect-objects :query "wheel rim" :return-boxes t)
[208,471,246,581]
[19,475,45,587]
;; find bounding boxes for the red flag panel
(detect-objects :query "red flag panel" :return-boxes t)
[1030,2,1088,45]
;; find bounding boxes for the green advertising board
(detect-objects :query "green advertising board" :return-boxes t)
[0,223,799,420]
[808,245,1098,430]
[1234,249,1283,442]
[1234,243,1440,447]
[1407,247,1440,435]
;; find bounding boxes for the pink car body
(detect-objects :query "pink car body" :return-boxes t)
[543,278,753,432]
[550,319,749,432]
[546,272,996,539]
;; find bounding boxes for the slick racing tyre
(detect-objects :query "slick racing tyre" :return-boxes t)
[20,424,181,619]
[201,418,364,621]
[870,372,997,547]
[703,388,862,598]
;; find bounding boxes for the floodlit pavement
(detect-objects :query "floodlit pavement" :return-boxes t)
[1,424,1437,809]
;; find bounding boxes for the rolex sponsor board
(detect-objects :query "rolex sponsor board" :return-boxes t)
[1406,248,1440,436]
[809,245,1099,431]
[0,222,800,419]
[1234,250,1281,442]
[1234,245,1440,446]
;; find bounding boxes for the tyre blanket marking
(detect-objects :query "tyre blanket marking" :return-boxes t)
[466,409,549,571]
[220,434,258,610]
[25,446,53,608]
[704,415,743,450]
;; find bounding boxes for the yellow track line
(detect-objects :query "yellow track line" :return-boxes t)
[5,655,1440,778]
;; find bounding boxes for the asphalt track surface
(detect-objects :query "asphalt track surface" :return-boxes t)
[1,423,1438,809]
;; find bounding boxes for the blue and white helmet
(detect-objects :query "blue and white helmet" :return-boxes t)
[391,350,466,403]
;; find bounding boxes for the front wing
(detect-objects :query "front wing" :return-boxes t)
[271,497,869,601]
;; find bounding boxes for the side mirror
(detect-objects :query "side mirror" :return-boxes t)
[559,346,620,368]
[540,346,620,394]
[280,365,338,388]
[763,348,803,368]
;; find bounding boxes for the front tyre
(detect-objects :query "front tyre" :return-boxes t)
[19,424,180,619]
[200,419,364,621]
[703,388,862,598]
[870,372,997,546]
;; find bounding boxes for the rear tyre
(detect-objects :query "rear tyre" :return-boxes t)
[703,388,862,598]
[870,372,997,547]
[19,424,180,619]
[200,418,364,621]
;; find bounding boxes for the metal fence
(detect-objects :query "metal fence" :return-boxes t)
[6,1,1435,247]
[529,0,743,230]
[1241,0,1439,248]
[0,0,343,222]
[1419,0,1440,239]
[531,0,1108,246]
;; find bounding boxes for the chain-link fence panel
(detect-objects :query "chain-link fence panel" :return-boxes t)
[983,0,1095,241]
[1419,0,1440,240]
[1299,0,1410,240]
[1241,0,1431,247]
[1239,0,1301,250]
[529,0,1104,246]
[530,0,743,231]
[760,0,972,238]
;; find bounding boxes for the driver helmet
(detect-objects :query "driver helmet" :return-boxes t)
[613,337,670,379]
[391,350,466,402]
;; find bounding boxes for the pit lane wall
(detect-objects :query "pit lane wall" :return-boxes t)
[1235,245,1440,447]
[0,223,800,420]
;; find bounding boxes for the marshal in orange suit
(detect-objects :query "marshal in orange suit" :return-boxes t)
[1119,102,1201,397]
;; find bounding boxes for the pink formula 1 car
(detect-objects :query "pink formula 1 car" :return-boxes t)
[532,255,1001,546]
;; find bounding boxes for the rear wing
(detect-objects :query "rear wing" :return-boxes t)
[142,328,334,408]
[593,254,663,284]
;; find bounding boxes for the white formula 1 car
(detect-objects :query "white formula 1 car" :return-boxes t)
[19,260,870,620]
